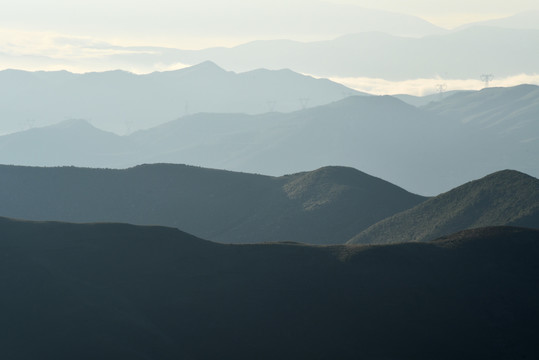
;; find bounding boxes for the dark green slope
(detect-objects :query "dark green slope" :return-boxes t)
[0,164,426,244]
[1,218,538,359]
[279,166,427,243]
[348,170,539,245]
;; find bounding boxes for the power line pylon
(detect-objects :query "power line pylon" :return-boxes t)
[480,74,494,88]
[436,83,447,100]
[299,97,310,110]
[267,100,277,112]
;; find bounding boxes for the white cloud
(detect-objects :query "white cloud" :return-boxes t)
[2,27,538,94]
[0,28,191,73]
[327,74,539,96]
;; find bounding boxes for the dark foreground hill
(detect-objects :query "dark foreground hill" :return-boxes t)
[0,164,426,244]
[348,170,539,245]
[1,218,538,360]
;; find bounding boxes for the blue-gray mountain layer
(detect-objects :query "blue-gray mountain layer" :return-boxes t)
[1,85,536,194]
[0,62,361,134]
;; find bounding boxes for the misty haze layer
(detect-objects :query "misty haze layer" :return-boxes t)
[0,84,537,195]
[0,63,361,134]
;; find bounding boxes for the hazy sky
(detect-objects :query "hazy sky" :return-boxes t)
[1,0,538,94]
[1,0,538,48]
[336,0,538,26]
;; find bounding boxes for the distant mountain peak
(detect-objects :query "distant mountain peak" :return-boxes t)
[329,93,415,110]
[480,168,535,180]
[348,169,539,245]
[282,165,424,213]
[51,118,95,129]
[186,60,226,72]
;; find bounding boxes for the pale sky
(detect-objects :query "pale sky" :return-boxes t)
[334,0,539,27]
[1,0,538,48]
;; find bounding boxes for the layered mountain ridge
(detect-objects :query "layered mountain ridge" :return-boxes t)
[1,84,537,194]
[0,163,426,245]
[0,63,362,135]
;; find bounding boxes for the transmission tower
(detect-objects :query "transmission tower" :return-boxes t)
[267,100,277,112]
[480,74,494,88]
[341,90,353,99]
[299,97,310,110]
[125,120,134,135]
[436,83,447,100]
[26,118,36,130]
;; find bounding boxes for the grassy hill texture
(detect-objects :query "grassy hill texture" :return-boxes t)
[0,164,426,244]
[348,170,539,245]
[1,217,538,359]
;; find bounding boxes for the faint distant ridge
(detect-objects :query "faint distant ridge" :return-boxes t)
[0,62,362,134]
[162,27,539,79]
[0,118,134,167]
[422,84,539,125]
[393,90,472,107]
[348,170,539,245]
[455,10,539,30]
[177,59,225,74]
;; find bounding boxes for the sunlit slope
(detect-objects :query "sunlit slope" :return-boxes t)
[348,170,539,245]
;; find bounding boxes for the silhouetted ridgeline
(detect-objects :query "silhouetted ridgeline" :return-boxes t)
[0,164,426,244]
[1,218,538,359]
[348,170,539,245]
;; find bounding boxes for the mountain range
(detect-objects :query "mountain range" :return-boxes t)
[112,26,539,80]
[1,84,537,194]
[393,90,471,107]
[3,24,537,81]
[0,62,361,135]
[1,217,538,359]
[348,170,539,245]
[1,163,537,246]
[2,6,538,359]
[456,10,539,31]
[0,164,426,245]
